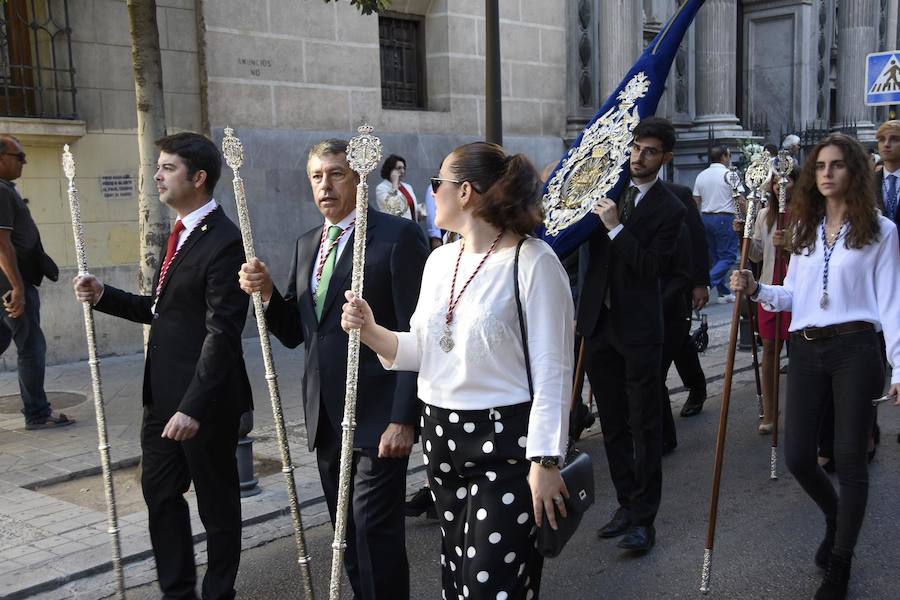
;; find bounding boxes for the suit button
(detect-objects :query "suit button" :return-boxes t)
[318,334,325,341]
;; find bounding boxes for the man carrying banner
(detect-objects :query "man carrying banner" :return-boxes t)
[580,117,685,553]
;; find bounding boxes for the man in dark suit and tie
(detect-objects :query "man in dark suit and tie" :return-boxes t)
[660,179,710,443]
[875,120,900,242]
[74,133,251,600]
[238,139,427,600]
[580,117,685,553]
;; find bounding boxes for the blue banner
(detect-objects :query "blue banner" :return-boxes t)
[538,0,705,258]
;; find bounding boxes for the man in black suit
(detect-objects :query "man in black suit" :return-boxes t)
[74,133,251,600]
[580,117,685,553]
[238,139,427,600]
[660,180,710,436]
[875,120,900,242]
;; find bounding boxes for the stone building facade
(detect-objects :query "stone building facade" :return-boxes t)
[0,0,895,364]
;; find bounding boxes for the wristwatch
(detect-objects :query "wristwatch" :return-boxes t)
[530,456,560,469]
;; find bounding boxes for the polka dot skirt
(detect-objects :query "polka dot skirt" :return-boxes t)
[422,402,543,600]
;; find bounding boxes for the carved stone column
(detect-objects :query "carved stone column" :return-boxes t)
[597,0,643,100]
[835,0,878,139]
[694,0,740,129]
[565,0,600,142]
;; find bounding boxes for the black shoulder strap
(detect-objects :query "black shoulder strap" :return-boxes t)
[513,237,533,398]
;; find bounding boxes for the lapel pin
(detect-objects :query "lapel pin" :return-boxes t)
[201,224,208,232]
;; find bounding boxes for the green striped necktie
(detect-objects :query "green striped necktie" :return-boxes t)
[315,225,343,321]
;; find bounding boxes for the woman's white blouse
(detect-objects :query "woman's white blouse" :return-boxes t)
[374,179,422,221]
[756,216,900,384]
[383,238,575,459]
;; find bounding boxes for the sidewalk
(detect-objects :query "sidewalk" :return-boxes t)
[0,302,750,599]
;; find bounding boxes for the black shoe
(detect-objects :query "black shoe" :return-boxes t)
[597,507,631,538]
[617,525,655,552]
[815,518,836,568]
[815,552,852,600]
[680,389,706,417]
[404,486,437,519]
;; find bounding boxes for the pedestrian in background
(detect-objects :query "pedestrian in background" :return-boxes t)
[342,141,572,599]
[731,133,900,600]
[749,171,796,434]
[693,145,745,303]
[0,134,66,430]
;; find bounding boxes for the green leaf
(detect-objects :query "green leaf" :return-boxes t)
[322,0,391,16]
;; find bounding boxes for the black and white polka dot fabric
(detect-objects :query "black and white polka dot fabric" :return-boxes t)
[422,401,543,600]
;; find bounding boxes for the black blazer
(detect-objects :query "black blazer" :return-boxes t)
[661,223,693,320]
[577,180,686,345]
[95,206,252,421]
[662,180,710,288]
[873,170,900,250]
[264,210,428,451]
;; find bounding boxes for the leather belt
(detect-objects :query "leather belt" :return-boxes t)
[799,321,874,341]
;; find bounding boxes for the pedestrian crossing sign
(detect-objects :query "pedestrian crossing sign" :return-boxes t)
[866,51,900,106]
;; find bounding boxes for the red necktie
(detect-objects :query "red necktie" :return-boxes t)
[156,219,186,295]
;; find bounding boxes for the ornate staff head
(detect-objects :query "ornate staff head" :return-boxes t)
[222,127,244,174]
[347,124,383,179]
[62,144,75,185]
[771,150,794,214]
[741,150,772,238]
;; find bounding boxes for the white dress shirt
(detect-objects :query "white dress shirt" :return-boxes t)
[381,238,574,459]
[309,210,356,296]
[756,216,900,383]
[693,162,743,214]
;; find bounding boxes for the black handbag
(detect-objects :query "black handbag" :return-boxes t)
[513,238,595,558]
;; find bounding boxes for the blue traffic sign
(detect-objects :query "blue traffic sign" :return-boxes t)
[866,51,900,106]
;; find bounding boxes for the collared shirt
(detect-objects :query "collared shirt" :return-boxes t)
[881,167,900,218]
[309,209,356,295]
[422,186,442,239]
[607,174,659,240]
[693,162,743,214]
[756,216,900,384]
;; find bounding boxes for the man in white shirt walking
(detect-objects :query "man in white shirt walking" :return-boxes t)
[693,145,745,302]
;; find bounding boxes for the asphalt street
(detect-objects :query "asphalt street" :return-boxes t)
[122,376,900,600]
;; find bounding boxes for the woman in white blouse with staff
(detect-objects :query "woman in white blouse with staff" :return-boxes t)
[732,133,900,600]
[343,142,573,600]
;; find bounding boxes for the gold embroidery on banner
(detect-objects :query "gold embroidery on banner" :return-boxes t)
[543,72,651,236]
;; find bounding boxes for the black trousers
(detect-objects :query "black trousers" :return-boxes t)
[315,414,410,600]
[662,314,692,448]
[672,329,706,392]
[141,406,241,600]
[423,401,543,600]
[784,329,883,556]
[585,315,664,527]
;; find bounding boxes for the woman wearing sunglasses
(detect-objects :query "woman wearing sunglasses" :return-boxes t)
[731,134,900,600]
[343,142,573,599]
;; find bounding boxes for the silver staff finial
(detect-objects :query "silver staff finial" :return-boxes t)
[347,123,383,177]
[62,144,75,182]
[222,127,244,172]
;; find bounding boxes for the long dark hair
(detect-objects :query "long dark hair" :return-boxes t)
[791,133,880,253]
[448,142,543,236]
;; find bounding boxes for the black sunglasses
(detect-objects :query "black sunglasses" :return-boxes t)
[430,177,462,193]
[3,152,25,163]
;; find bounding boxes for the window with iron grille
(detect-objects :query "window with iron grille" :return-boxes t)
[0,0,77,119]
[379,14,426,110]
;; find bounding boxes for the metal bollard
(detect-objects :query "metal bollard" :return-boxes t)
[237,410,260,498]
